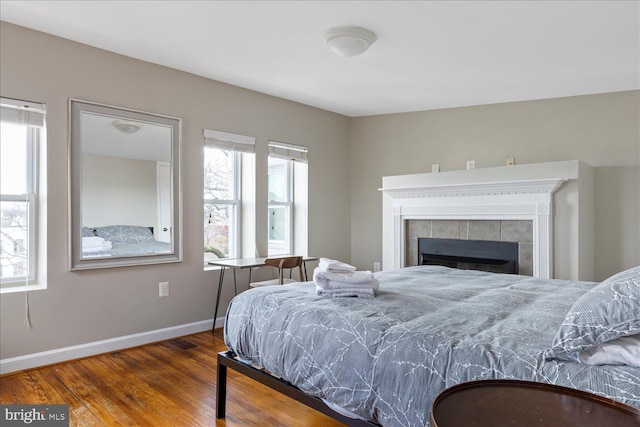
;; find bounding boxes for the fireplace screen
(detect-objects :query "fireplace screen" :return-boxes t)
[418,238,519,274]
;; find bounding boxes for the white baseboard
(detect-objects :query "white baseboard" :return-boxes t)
[1,317,225,375]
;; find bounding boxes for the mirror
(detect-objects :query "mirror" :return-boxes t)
[69,99,182,270]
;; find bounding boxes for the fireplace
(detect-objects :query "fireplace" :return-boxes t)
[419,238,519,274]
[380,160,595,280]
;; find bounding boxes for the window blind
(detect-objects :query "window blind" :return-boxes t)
[268,141,308,163]
[204,129,255,153]
[1,97,46,128]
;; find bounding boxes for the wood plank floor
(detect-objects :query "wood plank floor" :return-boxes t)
[0,330,347,426]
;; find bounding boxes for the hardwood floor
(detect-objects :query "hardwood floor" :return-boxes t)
[0,330,347,426]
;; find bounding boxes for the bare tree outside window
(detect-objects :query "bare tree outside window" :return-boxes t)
[0,201,29,279]
[204,147,237,261]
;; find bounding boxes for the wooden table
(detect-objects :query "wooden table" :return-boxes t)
[208,256,318,333]
[430,379,640,427]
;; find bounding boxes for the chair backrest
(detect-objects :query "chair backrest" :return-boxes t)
[264,256,304,284]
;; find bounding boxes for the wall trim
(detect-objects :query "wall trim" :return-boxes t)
[0,318,220,375]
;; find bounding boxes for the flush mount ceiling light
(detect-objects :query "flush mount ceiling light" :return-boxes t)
[324,26,377,57]
[112,119,142,134]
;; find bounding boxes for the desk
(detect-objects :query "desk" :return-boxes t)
[209,256,318,333]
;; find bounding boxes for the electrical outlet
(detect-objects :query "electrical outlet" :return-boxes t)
[466,160,476,170]
[373,262,381,272]
[507,157,516,166]
[431,164,440,173]
[159,281,169,297]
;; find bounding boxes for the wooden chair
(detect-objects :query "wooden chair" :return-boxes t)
[249,256,305,288]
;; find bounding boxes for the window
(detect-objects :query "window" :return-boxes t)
[203,130,255,263]
[204,147,239,260]
[267,141,308,256]
[268,156,292,255]
[1,97,45,290]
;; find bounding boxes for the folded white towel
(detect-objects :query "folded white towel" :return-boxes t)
[82,236,106,248]
[313,268,375,287]
[314,274,379,294]
[82,236,112,252]
[313,260,379,298]
[315,287,376,298]
[318,258,357,273]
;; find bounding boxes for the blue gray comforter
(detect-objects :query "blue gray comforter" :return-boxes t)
[224,266,640,426]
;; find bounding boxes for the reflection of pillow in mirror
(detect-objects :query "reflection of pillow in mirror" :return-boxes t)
[579,334,640,367]
[545,265,640,362]
[82,227,96,237]
[94,225,155,244]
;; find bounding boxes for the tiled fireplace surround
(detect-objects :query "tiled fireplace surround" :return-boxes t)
[405,219,533,275]
[381,160,595,280]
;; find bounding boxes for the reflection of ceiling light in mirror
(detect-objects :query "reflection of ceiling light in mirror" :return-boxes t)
[324,26,377,57]
[112,120,142,134]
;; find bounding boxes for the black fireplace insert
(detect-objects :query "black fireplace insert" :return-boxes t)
[418,238,519,274]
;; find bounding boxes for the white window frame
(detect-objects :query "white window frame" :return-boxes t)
[267,141,308,256]
[204,150,241,260]
[267,157,293,255]
[203,129,255,263]
[1,97,45,291]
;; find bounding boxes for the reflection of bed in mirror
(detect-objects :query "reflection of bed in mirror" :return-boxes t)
[81,225,171,258]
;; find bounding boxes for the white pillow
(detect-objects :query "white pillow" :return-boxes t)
[579,334,640,367]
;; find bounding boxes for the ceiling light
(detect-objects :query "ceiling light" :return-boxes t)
[324,26,376,57]
[112,120,142,134]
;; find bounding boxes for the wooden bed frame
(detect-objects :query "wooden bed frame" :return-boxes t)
[216,351,380,426]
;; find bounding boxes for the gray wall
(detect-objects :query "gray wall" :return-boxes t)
[0,22,351,359]
[350,91,640,280]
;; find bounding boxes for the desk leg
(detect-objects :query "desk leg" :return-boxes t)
[303,261,309,282]
[212,266,226,333]
[233,268,238,295]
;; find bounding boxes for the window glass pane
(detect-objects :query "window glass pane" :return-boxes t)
[204,202,236,260]
[0,200,29,280]
[1,123,28,194]
[268,157,288,202]
[268,205,290,255]
[268,206,287,241]
[204,147,235,200]
[204,146,237,261]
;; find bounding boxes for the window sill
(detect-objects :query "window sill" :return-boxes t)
[0,282,47,294]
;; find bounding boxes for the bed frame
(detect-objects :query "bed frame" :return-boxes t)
[216,351,380,426]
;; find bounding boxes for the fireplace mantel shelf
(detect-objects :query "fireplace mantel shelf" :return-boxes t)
[379,178,566,199]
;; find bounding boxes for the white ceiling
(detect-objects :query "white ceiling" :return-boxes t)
[1,1,639,117]
[81,113,172,163]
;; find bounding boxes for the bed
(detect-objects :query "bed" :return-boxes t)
[221,265,640,426]
[81,225,171,257]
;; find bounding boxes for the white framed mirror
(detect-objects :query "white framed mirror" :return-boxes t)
[69,99,182,270]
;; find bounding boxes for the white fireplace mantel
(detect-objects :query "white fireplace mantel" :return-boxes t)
[380,160,595,280]
[381,178,565,200]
